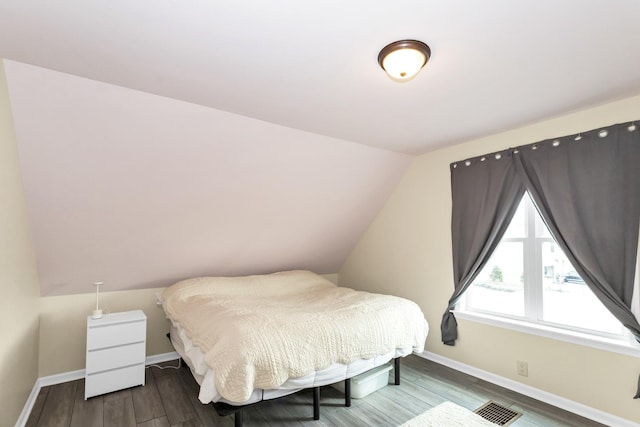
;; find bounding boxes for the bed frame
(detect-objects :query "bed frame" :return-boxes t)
[167,332,402,426]
[212,357,402,427]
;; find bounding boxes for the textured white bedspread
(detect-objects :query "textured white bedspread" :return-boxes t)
[162,270,428,403]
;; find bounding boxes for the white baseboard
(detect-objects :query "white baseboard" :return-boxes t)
[419,351,640,427]
[146,351,180,366]
[15,351,179,427]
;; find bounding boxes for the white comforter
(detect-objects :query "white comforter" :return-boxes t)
[161,270,427,403]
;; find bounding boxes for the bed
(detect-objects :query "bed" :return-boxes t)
[160,270,428,425]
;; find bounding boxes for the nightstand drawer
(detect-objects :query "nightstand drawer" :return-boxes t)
[86,341,145,374]
[87,319,146,350]
[85,363,145,399]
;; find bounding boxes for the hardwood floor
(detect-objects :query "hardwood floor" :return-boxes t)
[26,355,606,427]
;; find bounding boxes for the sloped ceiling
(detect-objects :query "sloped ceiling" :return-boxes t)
[5,61,410,296]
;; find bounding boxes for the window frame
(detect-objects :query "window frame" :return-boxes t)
[455,193,640,358]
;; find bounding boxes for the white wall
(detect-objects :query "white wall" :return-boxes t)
[0,60,40,427]
[339,94,640,423]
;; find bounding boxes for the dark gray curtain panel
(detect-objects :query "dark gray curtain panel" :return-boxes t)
[513,122,640,341]
[442,121,640,349]
[442,151,525,345]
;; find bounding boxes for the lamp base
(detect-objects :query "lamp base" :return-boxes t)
[92,309,103,319]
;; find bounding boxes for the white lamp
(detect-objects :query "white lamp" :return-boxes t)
[92,281,103,319]
[378,40,431,82]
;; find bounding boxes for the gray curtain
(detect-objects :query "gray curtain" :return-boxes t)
[442,121,640,349]
[513,123,640,341]
[442,151,525,345]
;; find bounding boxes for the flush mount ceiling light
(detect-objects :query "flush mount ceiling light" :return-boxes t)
[378,39,431,82]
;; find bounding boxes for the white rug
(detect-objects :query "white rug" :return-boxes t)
[400,401,497,427]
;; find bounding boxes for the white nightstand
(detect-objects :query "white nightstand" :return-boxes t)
[85,310,147,399]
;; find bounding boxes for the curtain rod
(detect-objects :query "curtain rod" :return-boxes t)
[451,120,638,169]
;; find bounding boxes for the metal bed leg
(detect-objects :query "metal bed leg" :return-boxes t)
[394,358,400,385]
[313,386,320,420]
[344,378,351,407]
[234,410,243,427]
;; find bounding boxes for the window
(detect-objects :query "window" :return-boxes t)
[461,193,627,340]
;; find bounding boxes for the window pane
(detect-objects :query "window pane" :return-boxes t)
[541,242,622,335]
[535,209,552,238]
[467,242,524,317]
[503,197,526,238]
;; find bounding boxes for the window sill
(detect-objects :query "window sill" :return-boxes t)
[454,309,640,359]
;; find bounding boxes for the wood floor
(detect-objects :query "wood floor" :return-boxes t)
[26,355,606,427]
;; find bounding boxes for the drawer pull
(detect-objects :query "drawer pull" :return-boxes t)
[87,362,144,376]
[88,340,145,352]
[89,319,145,329]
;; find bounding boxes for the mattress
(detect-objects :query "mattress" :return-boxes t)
[170,323,416,405]
[161,270,429,404]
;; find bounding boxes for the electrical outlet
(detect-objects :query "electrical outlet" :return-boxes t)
[517,360,528,377]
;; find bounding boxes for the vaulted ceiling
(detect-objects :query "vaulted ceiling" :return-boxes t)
[2,1,640,295]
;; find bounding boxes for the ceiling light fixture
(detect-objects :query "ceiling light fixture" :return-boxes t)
[378,40,431,83]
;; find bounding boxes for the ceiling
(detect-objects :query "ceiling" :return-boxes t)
[3,1,640,296]
[2,0,639,155]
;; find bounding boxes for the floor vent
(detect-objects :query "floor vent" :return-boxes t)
[474,401,522,426]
